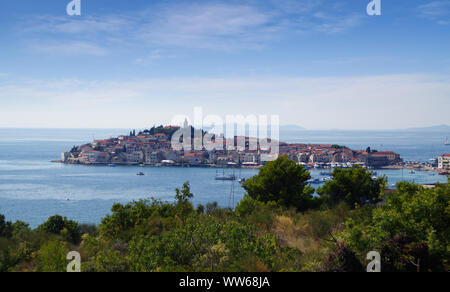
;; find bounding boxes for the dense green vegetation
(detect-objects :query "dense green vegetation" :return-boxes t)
[0,157,448,272]
[317,167,386,208]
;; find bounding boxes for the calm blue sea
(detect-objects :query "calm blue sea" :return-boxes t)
[0,128,448,227]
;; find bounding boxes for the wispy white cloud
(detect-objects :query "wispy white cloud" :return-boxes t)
[133,50,177,66]
[27,40,109,56]
[135,3,276,50]
[418,1,450,24]
[17,1,362,53]
[1,74,448,129]
[20,15,134,34]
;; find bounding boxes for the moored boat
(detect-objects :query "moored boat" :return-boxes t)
[215,175,236,181]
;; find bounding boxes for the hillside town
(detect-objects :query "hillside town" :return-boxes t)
[59,125,405,169]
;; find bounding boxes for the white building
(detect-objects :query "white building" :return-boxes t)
[438,154,450,170]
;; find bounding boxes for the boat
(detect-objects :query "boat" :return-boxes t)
[137,172,145,176]
[321,176,333,182]
[215,169,236,181]
[445,137,450,146]
[439,171,449,176]
[216,174,236,181]
[238,178,246,184]
[307,178,322,184]
[108,164,115,167]
[410,170,415,174]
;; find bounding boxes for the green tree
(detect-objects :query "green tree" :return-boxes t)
[317,167,386,208]
[175,182,195,224]
[340,182,450,271]
[0,214,13,238]
[242,156,316,211]
[38,215,81,244]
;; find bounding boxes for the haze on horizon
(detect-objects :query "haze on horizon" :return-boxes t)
[0,0,449,130]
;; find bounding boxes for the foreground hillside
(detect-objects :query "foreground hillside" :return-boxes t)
[1,157,448,272]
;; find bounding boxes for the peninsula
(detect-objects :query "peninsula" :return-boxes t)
[58,125,403,169]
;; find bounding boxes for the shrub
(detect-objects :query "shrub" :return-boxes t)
[242,156,317,211]
[38,215,81,244]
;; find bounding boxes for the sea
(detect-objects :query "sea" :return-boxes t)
[0,128,448,228]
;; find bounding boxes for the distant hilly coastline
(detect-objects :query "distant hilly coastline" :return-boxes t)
[279,124,450,132]
[403,124,450,132]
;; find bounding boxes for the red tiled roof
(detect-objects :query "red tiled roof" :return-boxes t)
[184,153,202,157]
[371,151,397,156]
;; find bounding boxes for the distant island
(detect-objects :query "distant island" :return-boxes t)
[58,124,404,169]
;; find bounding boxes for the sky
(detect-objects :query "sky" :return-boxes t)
[0,0,449,130]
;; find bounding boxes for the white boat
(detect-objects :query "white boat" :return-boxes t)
[308,178,321,184]
[445,137,450,146]
[216,175,236,181]
[215,169,236,181]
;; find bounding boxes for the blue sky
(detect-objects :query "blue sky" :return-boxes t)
[0,0,449,129]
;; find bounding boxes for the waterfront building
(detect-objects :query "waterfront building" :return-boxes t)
[80,151,100,163]
[61,151,70,162]
[146,151,164,165]
[368,151,402,167]
[126,151,144,163]
[438,154,450,170]
[182,153,203,166]
[96,152,111,163]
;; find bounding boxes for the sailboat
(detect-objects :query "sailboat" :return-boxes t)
[215,169,236,181]
[445,137,450,146]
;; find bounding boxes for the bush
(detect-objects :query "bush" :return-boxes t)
[339,182,450,271]
[242,156,317,211]
[37,240,68,272]
[38,215,81,244]
[317,167,386,208]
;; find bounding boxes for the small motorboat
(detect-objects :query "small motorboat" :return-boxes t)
[307,178,321,184]
[137,172,145,176]
[238,178,246,183]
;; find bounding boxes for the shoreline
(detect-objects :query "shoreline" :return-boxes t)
[51,160,261,169]
[52,160,448,174]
